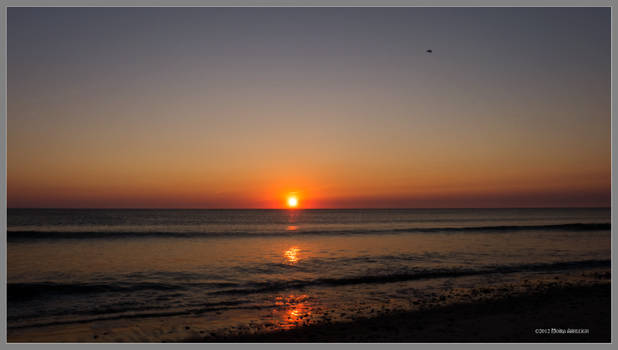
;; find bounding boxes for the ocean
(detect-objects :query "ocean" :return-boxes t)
[6,208,611,341]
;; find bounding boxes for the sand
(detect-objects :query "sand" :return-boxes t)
[192,278,611,342]
[8,269,611,343]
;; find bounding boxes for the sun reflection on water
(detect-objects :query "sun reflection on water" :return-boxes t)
[273,294,313,330]
[285,209,301,232]
[284,247,300,264]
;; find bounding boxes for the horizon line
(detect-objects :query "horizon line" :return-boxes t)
[6,206,612,210]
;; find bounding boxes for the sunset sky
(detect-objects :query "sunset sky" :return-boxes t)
[8,7,610,208]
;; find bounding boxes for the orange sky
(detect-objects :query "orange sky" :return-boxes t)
[7,8,611,208]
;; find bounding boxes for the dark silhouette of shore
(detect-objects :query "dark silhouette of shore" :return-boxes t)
[193,281,610,343]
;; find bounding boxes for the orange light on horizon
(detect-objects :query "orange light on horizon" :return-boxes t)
[287,196,298,208]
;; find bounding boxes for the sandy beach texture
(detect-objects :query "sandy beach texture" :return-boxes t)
[193,272,611,343]
[8,269,610,343]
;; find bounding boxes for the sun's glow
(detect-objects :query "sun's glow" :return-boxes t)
[284,247,299,264]
[287,196,298,208]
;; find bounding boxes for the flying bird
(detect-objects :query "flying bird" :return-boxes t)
[426,49,433,53]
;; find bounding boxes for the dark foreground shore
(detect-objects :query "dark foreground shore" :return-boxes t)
[196,281,611,343]
[7,270,611,342]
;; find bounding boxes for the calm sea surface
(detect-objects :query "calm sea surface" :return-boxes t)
[7,208,611,340]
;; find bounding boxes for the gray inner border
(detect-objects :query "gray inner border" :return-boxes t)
[0,0,615,349]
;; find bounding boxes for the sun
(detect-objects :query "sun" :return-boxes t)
[287,196,298,208]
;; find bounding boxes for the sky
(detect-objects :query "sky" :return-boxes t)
[7,7,611,208]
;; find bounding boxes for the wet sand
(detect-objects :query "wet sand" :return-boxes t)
[8,269,611,342]
[195,277,611,342]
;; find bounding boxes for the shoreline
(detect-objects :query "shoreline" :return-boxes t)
[7,269,611,342]
[192,281,611,343]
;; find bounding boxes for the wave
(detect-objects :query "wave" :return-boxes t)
[211,259,611,295]
[9,259,609,302]
[8,303,268,330]
[7,281,235,302]
[8,259,609,329]
[7,299,253,323]
[7,223,610,241]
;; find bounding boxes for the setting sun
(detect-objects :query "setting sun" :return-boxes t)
[287,196,298,208]
[4,7,611,344]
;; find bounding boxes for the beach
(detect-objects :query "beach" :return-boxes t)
[8,268,610,342]
[7,208,611,342]
[211,276,610,343]
[6,5,612,345]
